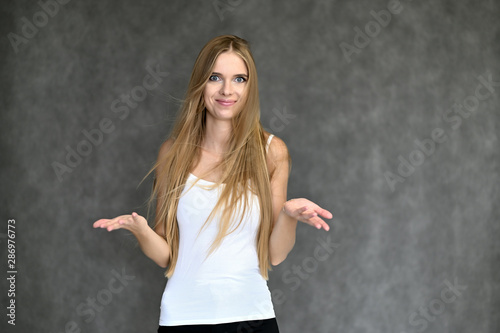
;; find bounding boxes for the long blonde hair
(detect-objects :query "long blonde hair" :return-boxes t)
[145,35,277,279]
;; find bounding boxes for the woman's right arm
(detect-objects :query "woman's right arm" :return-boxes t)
[93,213,171,268]
[93,139,174,268]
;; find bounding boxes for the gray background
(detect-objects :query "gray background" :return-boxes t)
[1,0,499,332]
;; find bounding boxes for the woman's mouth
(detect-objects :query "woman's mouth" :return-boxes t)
[216,99,236,107]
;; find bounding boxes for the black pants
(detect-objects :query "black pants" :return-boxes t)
[158,317,280,333]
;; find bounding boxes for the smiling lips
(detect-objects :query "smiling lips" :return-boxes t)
[216,99,236,107]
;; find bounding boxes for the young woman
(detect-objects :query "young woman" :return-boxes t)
[93,35,332,333]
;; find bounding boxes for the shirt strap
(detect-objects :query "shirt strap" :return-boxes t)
[265,134,274,154]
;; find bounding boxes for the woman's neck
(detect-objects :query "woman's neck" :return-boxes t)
[202,117,232,154]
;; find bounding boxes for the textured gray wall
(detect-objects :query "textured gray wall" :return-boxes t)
[1,0,499,332]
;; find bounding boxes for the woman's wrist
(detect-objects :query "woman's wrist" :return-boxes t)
[282,199,292,216]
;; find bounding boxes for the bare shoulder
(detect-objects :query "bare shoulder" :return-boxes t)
[158,137,175,159]
[156,138,175,177]
[266,133,289,162]
[265,133,290,179]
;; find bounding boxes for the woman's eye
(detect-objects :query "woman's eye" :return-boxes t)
[209,75,220,81]
[235,76,247,83]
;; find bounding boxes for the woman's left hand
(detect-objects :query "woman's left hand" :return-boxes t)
[283,198,333,231]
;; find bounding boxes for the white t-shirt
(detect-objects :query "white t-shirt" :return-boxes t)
[159,135,275,326]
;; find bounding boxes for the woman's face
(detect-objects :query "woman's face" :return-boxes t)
[203,51,248,122]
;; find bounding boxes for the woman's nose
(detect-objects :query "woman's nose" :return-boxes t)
[220,81,233,95]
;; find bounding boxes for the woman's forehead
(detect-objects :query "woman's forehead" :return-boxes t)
[212,52,248,75]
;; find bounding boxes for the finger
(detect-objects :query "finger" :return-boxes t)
[297,207,318,220]
[94,218,122,229]
[93,219,110,228]
[312,221,329,231]
[96,215,131,230]
[317,219,330,231]
[284,205,308,218]
[117,215,135,226]
[309,216,330,231]
[304,219,323,230]
[321,221,330,231]
[292,206,308,216]
[99,218,120,229]
[106,222,125,232]
[316,207,333,219]
[131,212,142,221]
[107,216,133,231]
[299,206,314,215]
[301,212,318,220]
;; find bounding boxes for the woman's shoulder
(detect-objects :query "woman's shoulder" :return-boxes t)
[263,132,289,162]
[158,137,175,158]
[155,138,176,178]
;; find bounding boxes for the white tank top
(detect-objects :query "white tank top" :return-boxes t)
[159,135,275,326]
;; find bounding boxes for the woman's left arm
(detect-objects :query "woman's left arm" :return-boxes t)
[268,137,333,266]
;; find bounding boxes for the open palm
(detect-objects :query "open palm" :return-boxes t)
[283,198,333,231]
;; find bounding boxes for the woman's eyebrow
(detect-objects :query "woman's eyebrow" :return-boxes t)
[212,72,248,78]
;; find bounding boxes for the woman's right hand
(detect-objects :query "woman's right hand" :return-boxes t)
[93,212,170,268]
[93,212,149,236]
